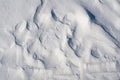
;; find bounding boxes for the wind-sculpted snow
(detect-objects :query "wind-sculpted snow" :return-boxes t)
[0,0,120,80]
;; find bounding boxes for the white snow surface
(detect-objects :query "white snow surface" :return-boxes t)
[0,0,120,80]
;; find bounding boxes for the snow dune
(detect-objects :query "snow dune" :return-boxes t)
[0,0,120,80]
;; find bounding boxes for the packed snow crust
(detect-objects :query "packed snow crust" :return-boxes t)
[0,0,120,80]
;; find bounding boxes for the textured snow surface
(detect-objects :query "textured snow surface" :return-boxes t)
[0,0,120,80]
